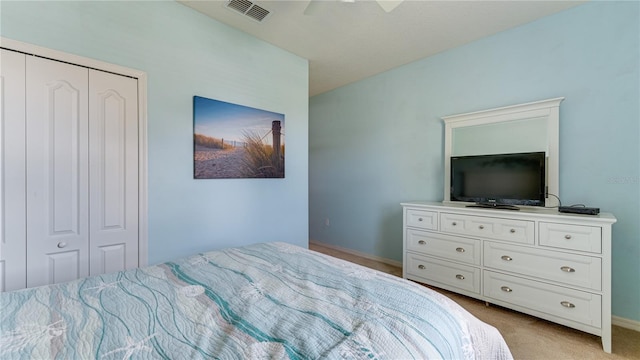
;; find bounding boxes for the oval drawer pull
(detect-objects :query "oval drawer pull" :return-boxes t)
[418,264,426,270]
[455,247,465,253]
[561,266,576,273]
[560,301,576,308]
[451,222,457,226]
[564,234,572,240]
[418,240,426,245]
[418,217,423,222]
[478,225,485,230]
[501,286,513,293]
[57,242,67,249]
[501,255,513,261]
[455,274,465,280]
[510,228,516,233]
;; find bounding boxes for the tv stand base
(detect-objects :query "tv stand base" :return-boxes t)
[466,203,520,211]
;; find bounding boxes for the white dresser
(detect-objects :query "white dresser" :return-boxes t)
[402,201,616,353]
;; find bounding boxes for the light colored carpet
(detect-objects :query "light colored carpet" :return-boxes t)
[309,242,640,360]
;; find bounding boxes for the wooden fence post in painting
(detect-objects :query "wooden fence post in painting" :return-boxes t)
[272,120,281,160]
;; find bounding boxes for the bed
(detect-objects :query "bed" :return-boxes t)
[0,242,512,359]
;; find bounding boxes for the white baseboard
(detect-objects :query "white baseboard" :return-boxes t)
[612,315,640,332]
[309,240,402,268]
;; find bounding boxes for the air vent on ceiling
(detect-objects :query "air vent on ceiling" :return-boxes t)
[225,0,271,22]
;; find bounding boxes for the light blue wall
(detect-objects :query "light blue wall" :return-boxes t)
[1,1,309,264]
[310,2,639,321]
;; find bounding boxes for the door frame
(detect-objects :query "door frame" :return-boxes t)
[1,37,149,266]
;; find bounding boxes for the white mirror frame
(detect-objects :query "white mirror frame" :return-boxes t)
[442,97,564,207]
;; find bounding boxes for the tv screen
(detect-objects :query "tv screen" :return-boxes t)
[450,152,546,207]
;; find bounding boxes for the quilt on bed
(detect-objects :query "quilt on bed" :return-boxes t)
[0,242,512,359]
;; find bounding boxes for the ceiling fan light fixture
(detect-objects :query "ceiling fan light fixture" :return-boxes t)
[376,0,403,13]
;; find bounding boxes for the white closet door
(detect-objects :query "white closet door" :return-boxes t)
[26,56,89,288]
[0,49,27,291]
[89,70,138,275]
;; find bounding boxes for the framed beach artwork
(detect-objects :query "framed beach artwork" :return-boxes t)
[193,96,285,179]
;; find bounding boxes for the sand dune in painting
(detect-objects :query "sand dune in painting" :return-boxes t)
[194,145,245,179]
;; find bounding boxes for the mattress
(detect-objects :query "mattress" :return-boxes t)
[0,242,513,359]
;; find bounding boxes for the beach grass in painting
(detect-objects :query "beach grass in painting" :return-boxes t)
[193,96,285,179]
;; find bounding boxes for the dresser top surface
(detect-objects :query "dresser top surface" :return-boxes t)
[401,201,616,224]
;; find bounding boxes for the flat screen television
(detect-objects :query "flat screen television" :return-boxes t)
[450,152,546,209]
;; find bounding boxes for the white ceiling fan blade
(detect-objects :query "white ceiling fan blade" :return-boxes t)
[305,0,401,16]
[304,0,322,15]
[376,0,403,13]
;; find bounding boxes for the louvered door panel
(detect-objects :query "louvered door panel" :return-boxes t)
[26,56,89,288]
[89,69,139,275]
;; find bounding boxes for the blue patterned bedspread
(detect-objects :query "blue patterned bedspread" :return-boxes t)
[0,242,512,359]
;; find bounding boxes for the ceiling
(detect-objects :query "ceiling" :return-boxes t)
[179,0,585,96]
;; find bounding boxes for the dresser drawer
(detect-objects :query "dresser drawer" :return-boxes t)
[407,254,480,294]
[406,229,480,265]
[405,209,438,230]
[484,241,602,290]
[483,271,601,328]
[539,222,602,254]
[441,213,534,244]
